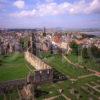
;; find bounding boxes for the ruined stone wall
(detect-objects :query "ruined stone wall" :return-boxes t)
[24,51,51,70]
[24,51,53,83]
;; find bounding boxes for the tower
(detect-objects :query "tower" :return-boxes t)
[43,27,46,37]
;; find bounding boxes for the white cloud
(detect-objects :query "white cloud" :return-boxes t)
[85,0,100,14]
[11,0,100,17]
[13,0,25,9]
[11,10,37,17]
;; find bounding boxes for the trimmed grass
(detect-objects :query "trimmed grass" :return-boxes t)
[0,52,30,82]
[44,54,90,78]
[75,76,100,85]
[0,51,99,100]
[67,54,100,71]
[37,52,100,100]
[38,78,100,100]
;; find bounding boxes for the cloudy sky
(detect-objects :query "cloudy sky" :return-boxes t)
[0,0,100,28]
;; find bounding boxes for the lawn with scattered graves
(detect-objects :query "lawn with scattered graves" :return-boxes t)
[43,54,91,78]
[0,51,100,100]
[67,54,100,71]
[36,52,100,100]
[36,75,100,100]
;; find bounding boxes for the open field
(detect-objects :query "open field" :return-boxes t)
[0,52,31,82]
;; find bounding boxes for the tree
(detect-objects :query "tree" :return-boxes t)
[70,41,79,55]
[20,38,24,51]
[82,47,90,59]
[0,59,3,66]
[91,45,100,58]
[82,45,100,59]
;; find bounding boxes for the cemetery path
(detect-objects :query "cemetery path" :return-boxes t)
[44,94,71,100]
[63,55,100,77]
[63,55,83,68]
[52,84,71,100]
[78,74,94,79]
[88,69,100,77]
[86,83,100,93]
[62,93,71,100]
[44,95,60,100]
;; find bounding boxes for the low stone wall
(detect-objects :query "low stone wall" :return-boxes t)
[24,51,51,70]
[0,79,26,94]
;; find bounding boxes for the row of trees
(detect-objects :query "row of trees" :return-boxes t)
[70,41,100,59]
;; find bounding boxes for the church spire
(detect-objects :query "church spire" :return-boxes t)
[43,27,46,37]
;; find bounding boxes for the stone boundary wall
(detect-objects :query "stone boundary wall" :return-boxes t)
[24,51,51,70]
[0,79,26,94]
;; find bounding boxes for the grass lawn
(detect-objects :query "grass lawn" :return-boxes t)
[36,52,100,100]
[0,51,99,100]
[44,54,90,78]
[0,52,30,82]
[36,84,59,100]
[75,76,100,85]
[37,77,100,100]
[67,54,100,71]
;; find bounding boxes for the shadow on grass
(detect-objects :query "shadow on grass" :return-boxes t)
[34,89,49,97]
[53,68,68,83]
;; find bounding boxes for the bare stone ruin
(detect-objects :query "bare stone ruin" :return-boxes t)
[25,51,53,84]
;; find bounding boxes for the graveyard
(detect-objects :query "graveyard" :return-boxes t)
[67,53,100,72]
[0,52,100,100]
[35,53,100,100]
